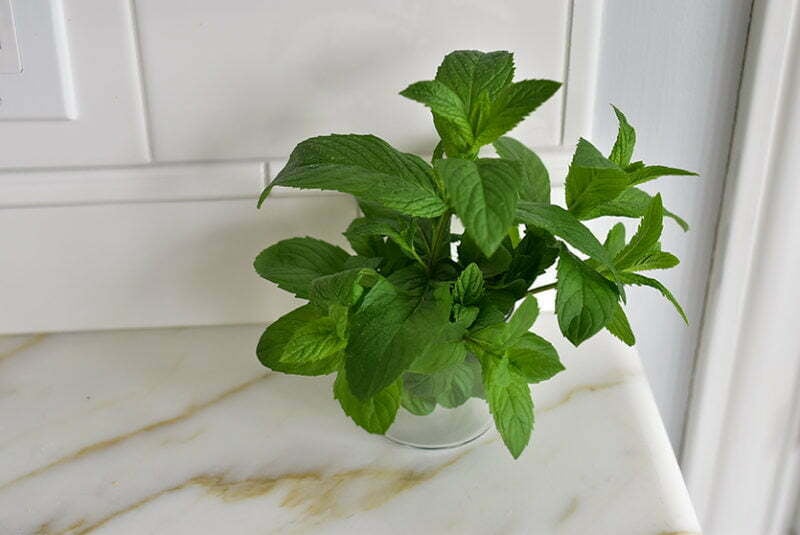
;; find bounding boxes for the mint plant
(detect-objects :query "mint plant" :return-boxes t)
[254,50,696,458]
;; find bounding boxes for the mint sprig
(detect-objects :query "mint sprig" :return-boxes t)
[254,50,696,458]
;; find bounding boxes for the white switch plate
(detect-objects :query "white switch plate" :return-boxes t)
[0,0,22,74]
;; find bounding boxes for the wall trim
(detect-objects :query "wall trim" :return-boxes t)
[561,0,605,144]
[0,147,573,211]
[0,146,572,210]
[682,0,800,532]
[0,161,263,209]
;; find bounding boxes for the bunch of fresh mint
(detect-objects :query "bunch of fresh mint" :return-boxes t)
[254,50,695,458]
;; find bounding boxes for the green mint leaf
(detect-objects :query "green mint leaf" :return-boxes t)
[431,50,517,157]
[628,165,698,186]
[614,194,664,269]
[603,223,627,258]
[506,295,540,342]
[412,217,451,266]
[468,308,562,386]
[345,278,419,398]
[402,356,480,411]
[468,51,516,102]
[254,237,349,299]
[357,199,408,220]
[606,302,636,346]
[555,249,619,345]
[470,301,508,331]
[625,161,645,172]
[281,315,347,364]
[343,256,383,270]
[402,369,447,399]
[474,79,561,145]
[583,187,689,231]
[432,140,445,161]
[468,90,493,144]
[482,355,533,458]
[346,201,412,257]
[507,332,564,383]
[309,267,378,308]
[515,202,617,275]
[437,356,483,409]
[343,230,383,258]
[457,234,513,278]
[328,304,349,339]
[261,134,446,217]
[608,106,636,167]
[386,264,430,297]
[573,136,618,168]
[493,136,550,203]
[346,278,467,397]
[435,50,515,113]
[453,303,480,328]
[257,305,343,376]
[491,279,532,305]
[618,272,688,323]
[467,321,506,353]
[565,139,629,219]
[625,250,680,272]
[400,385,437,416]
[665,210,690,232]
[433,116,475,158]
[334,370,400,434]
[454,263,485,305]
[503,228,559,287]
[400,80,474,148]
[483,288,521,317]
[344,216,420,262]
[381,242,422,278]
[436,158,522,257]
[399,80,471,129]
[402,286,468,374]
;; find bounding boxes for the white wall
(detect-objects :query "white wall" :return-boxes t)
[0,0,748,451]
[0,0,593,334]
[592,0,753,451]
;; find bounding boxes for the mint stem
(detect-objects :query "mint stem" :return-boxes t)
[527,282,557,295]
[427,210,452,273]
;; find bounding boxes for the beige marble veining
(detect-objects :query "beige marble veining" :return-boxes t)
[0,334,48,363]
[0,314,700,534]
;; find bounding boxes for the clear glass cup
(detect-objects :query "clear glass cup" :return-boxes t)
[386,354,492,449]
[386,397,492,449]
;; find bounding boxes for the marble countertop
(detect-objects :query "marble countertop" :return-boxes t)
[0,314,700,534]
